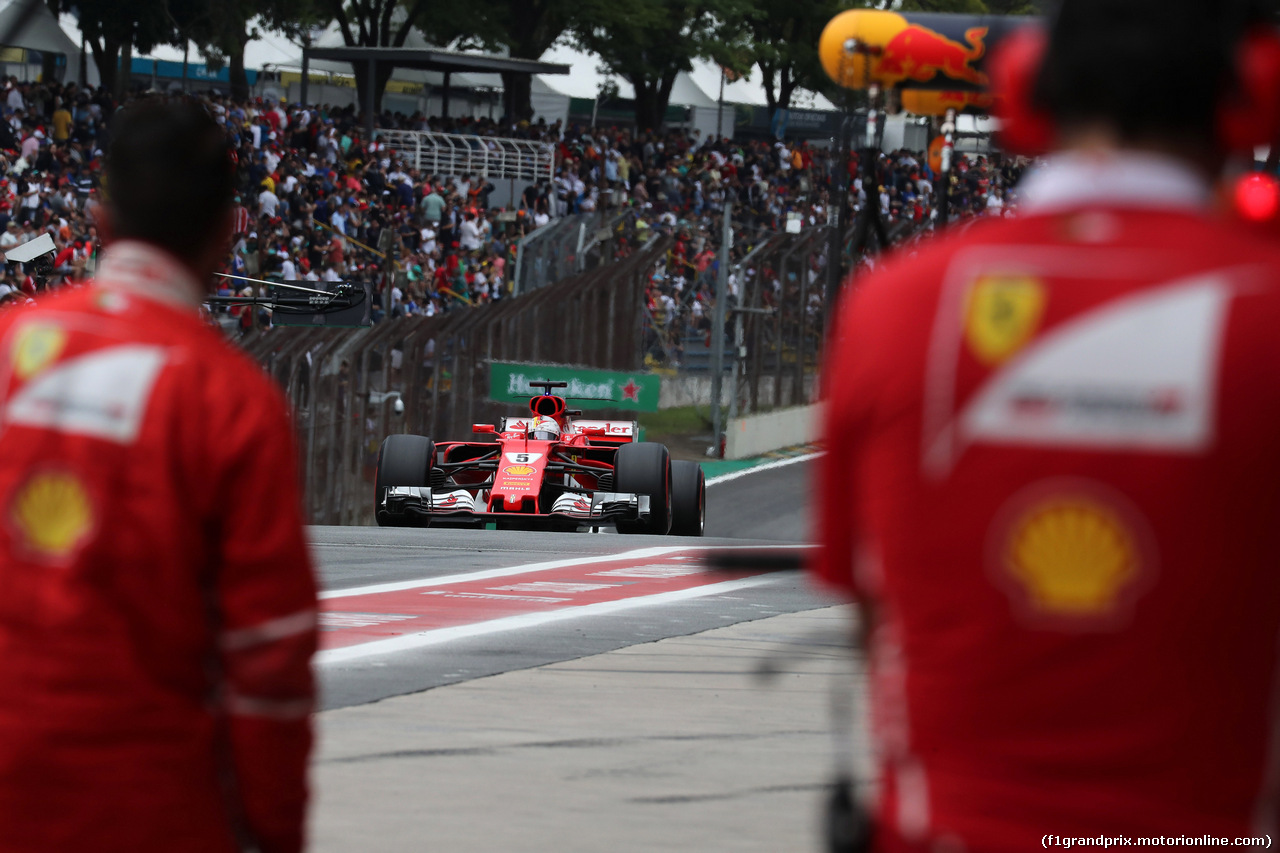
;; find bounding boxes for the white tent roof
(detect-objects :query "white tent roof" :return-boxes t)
[535,43,835,112]
[0,0,79,56]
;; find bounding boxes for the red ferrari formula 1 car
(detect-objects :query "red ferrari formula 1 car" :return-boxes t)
[375,380,705,534]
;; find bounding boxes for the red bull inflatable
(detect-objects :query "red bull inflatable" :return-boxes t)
[820,9,1034,92]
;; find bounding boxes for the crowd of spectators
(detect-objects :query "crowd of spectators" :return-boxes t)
[0,74,1026,350]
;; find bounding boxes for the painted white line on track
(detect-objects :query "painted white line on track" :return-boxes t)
[320,545,687,600]
[317,573,779,665]
[319,543,803,600]
[705,451,823,487]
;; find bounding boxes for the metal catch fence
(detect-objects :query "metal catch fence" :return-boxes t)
[512,208,665,298]
[642,218,925,418]
[512,212,600,297]
[243,236,671,525]
[376,128,555,184]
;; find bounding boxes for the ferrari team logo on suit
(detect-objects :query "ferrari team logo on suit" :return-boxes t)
[963,276,1046,365]
[10,324,66,380]
[8,471,95,562]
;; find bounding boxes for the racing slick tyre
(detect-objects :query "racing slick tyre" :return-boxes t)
[613,442,672,535]
[375,434,436,527]
[668,460,705,536]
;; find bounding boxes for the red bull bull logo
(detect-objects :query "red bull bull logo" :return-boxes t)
[820,10,1011,92]
[876,24,989,88]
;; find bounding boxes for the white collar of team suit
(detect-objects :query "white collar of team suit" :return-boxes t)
[1016,150,1213,215]
[94,240,206,313]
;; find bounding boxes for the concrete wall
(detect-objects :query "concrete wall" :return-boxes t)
[723,403,822,460]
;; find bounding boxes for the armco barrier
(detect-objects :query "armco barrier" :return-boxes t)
[723,403,824,460]
[242,235,671,525]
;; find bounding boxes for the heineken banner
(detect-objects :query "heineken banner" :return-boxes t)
[490,362,661,413]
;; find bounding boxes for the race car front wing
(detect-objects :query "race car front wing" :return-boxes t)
[382,486,653,526]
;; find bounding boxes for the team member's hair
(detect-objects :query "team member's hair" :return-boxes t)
[105,98,234,265]
[1033,0,1271,145]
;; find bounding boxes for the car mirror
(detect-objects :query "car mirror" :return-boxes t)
[472,423,495,434]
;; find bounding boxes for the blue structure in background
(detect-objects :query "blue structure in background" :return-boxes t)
[130,57,258,88]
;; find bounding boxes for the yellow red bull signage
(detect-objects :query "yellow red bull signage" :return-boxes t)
[820,10,1034,93]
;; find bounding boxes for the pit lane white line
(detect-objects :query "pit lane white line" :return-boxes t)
[704,451,823,487]
[320,543,808,600]
[317,573,780,665]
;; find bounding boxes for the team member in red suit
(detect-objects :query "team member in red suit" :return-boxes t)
[0,101,317,852]
[816,2,1280,851]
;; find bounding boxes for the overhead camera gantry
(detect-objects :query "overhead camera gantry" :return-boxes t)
[206,273,374,327]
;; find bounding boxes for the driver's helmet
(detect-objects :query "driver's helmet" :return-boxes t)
[529,415,560,441]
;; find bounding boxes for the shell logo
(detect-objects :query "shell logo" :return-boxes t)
[9,471,95,562]
[504,465,536,477]
[11,324,66,380]
[1003,496,1140,617]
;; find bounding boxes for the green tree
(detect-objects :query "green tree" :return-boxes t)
[461,0,577,122]
[573,0,748,131]
[309,0,475,116]
[51,0,173,97]
[740,0,847,115]
[169,0,322,102]
[895,0,989,11]
[982,0,1040,14]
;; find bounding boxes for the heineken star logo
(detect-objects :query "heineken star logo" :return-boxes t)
[621,378,640,402]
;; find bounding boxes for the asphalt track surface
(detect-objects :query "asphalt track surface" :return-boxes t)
[312,456,822,710]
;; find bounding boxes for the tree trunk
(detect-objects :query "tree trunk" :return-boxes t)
[40,51,59,86]
[758,61,777,116]
[778,67,796,112]
[633,83,661,132]
[229,43,249,101]
[352,62,395,121]
[90,35,118,95]
[116,33,132,100]
[500,70,533,123]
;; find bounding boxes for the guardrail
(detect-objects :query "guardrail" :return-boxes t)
[376,128,555,184]
[243,236,671,525]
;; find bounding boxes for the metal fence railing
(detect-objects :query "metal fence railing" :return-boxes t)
[376,129,555,183]
[513,207,677,299]
[642,228,825,416]
[642,217,927,418]
[511,212,599,297]
[243,235,671,525]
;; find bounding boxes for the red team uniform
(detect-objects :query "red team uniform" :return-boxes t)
[0,242,317,852]
[817,153,1280,851]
